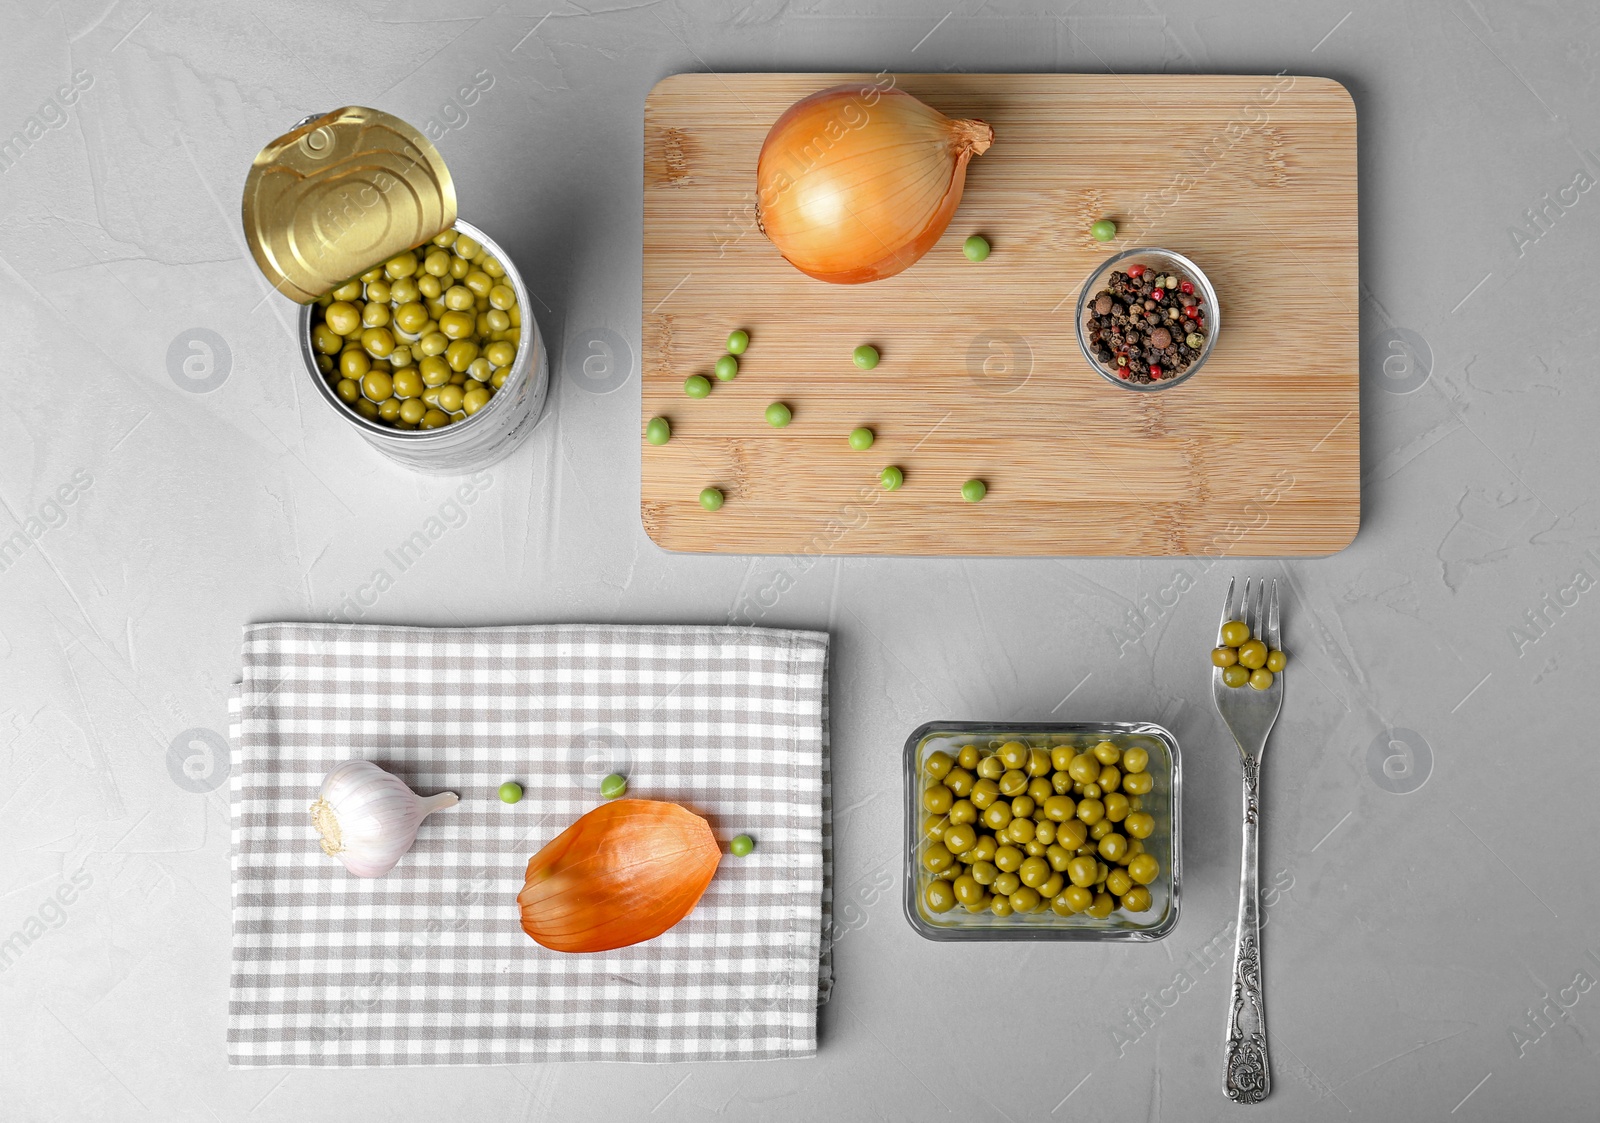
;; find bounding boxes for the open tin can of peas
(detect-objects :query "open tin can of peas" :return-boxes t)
[242,107,548,474]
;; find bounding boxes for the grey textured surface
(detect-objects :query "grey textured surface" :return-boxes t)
[1,1,1595,1119]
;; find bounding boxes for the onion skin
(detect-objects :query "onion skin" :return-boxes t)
[518,799,721,953]
[756,84,993,284]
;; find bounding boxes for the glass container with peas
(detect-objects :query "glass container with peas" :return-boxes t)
[904,722,1180,941]
[242,107,548,473]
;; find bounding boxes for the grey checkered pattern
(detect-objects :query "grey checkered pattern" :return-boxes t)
[228,622,830,1066]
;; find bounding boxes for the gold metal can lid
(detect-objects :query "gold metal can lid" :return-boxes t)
[242,107,457,304]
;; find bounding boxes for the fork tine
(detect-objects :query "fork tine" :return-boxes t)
[1252,577,1266,642]
[1267,579,1281,650]
[1217,576,1237,641]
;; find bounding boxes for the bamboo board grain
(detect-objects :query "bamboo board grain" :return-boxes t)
[642,73,1358,556]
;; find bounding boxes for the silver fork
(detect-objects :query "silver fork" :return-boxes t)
[1213,577,1282,1104]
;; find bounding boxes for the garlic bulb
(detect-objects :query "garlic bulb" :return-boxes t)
[309,759,458,878]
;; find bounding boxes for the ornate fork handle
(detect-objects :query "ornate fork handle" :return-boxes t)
[1225,757,1270,1103]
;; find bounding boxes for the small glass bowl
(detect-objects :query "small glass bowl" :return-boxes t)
[904,721,1181,942]
[1074,247,1220,392]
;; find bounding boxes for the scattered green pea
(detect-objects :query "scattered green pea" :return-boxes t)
[684,374,711,398]
[699,486,724,511]
[645,416,671,445]
[1090,219,1118,242]
[726,329,749,355]
[962,478,987,503]
[498,781,523,804]
[600,774,627,799]
[849,427,874,451]
[852,344,879,370]
[879,465,904,491]
[765,401,792,427]
[730,834,755,857]
[714,354,739,381]
[963,234,991,261]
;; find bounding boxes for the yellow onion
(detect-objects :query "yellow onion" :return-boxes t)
[756,84,993,284]
[518,799,721,953]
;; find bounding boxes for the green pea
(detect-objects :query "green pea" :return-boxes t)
[699,487,724,511]
[765,402,792,428]
[1090,219,1117,242]
[684,374,711,398]
[849,427,874,451]
[715,354,739,381]
[498,781,523,804]
[727,329,749,355]
[879,465,903,491]
[852,344,879,370]
[963,235,990,261]
[730,834,754,857]
[962,479,987,503]
[645,417,671,445]
[600,774,626,799]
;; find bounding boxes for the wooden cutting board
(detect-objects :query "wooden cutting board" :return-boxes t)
[641,73,1358,556]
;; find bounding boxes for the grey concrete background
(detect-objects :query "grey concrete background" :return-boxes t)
[1,0,1595,1118]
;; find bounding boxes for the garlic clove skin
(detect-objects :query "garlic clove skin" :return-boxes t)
[310,759,458,878]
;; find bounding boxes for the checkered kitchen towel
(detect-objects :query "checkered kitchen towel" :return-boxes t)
[228,622,831,1066]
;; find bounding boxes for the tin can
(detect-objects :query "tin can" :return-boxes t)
[244,107,547,474]
[297,220,547,474]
